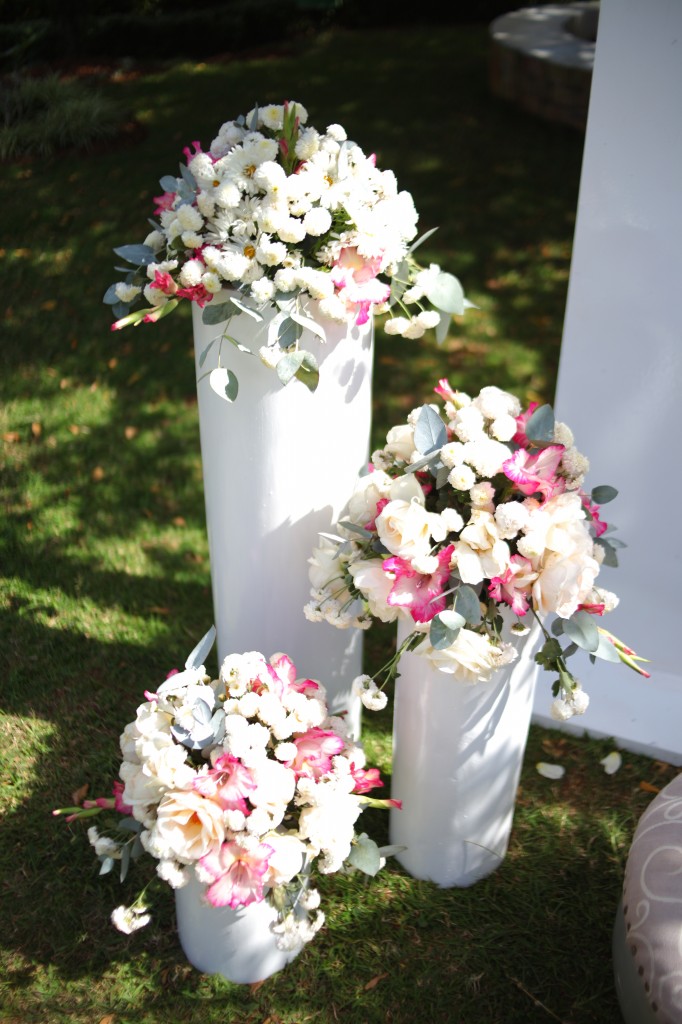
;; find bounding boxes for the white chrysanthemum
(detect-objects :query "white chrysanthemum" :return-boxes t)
[87,827,121,859]
[490,414,518,442]
[273,267,298,293]
[416,310,441,329]
[181,231,203,250]
[440,507,465,534]
[176,204,204,231]
[553,421,575,447]
[448,464,476,491]
[440,441,466,469]
[156,858,189,888]
[474,385,521,420]
[550,683,590,721]
[325,123,347,142]
[383,316,411,336]
[255,235,287,267]
[351,674,388,711]
[178,259,204,287]
[462,438,511,478]
[295,127,321,160]
[561,447,590,479]
[452,405,486,442]
[470,482,496,508]
[277,218,307,244]
[213,181,241,208]
[196,191,216,218]
[143,229,165,250]
[302,206,333,237]
[250,277,276,304]
[253,160,287,194]
[114,282,142,303]
[495,500,531,539]
[201,271,222,293]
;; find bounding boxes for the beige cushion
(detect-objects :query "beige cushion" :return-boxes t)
[622,773,682,1023]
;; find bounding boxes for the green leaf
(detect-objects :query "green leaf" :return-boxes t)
[594,538,619,567]
[99,857,115,876]
[407,226,438,255]
[198,339,216,368]
[430,610,465,650]
[347,835,382,877]
[290,311,327,343]
[591,485,619,504]
[224,334,254,355]
[102,283,120,305]
[434,312,450,345]
[202,302,233,326]
[591,633,622,663]
[551,618,565,637]
[563,610,600,653]
[526,404,555,445]
[389,260,409,305]
[276,350,305,386]
[404,451,441,475]
[276,316,301,350]
[338,520,373,539]
[424,271,465,315]
[111,301,130,319]
[209,367,239,403]
[120,843,131,883]
[535,637,563,668]
[454,585,481,624]
[112,244,157,266]
[159,174,178,192]
[294,350,320,392]
[249,103,259,131]
[414,404,447,455]
[435,464,451,489]
[185,624,216,670]
[229,296,263,321]
[180,164,197,190]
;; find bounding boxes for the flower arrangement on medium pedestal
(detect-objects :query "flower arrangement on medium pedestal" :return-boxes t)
[305,378,649,714]
[54,627,399,961]
[103,100,471,400]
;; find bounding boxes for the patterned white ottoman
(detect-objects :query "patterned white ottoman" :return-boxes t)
[613,773,682,1023]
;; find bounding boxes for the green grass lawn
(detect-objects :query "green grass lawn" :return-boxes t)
[0,21,673,1024]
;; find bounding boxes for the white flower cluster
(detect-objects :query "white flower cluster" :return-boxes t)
[306,382,629,710]
[105,101,469,379]
[93,644,391,950]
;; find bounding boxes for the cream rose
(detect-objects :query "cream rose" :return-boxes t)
[348,559,398,622]
[531,549,600,619]
[152,789,226,863]
[376,499,446,560]
[262,831,307,887]
[418,627,517,684]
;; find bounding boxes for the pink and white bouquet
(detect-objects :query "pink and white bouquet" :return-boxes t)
[305,380,649,718]
[55,627,398,950]
[104,100,470,395]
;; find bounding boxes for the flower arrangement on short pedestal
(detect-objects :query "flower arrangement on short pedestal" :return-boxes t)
[305,380,649,718]
[55,627,398,950]
[104,100,471,398]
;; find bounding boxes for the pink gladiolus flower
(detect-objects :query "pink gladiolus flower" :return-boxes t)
[152,271,177,296]
[365,497,389,531]
[383,544,454,624]
[182,139,203,163]
[434,378,459,403]
[199,840,274,909]
[153,191,176,215]
[580,494,608,537]
[265,653,320,698]
[488,555,536,616]
[176,283,211,306]
[193,753,257,814]
[578,601,606,616]
[350,765,384,794]
[513,402,540,447]
[287,727,345,780]
[502,445,566,502]
[113,780,133,814]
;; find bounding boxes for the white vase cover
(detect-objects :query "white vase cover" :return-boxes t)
[389,614,542,887]
[192,295,374,738]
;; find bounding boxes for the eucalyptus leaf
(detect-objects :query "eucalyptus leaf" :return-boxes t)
[229,296,263,321]
[389,260,409,304]
[435,464,451,489]
[224,334,254,355]
[454,585,481,624]
[249,104,259,131]
[594,538,619,567]
[591,484,619,504]
[430,610,465,650]
[120,843,131,883]
[404,450,441,475]
[338,521,373,540]
[180,164,197,190]
[209,367,239,403]
[131,834,145,859]
[198,339,216,368]
[337,140,349,179]
[159,174,179,192]
[118,817,143,833]
[434,311,450,345]
[414,404,447,455]
[347,835,382,877]
[424,271,465,315]
[111,301,130,319]
[112,244,157,266]
[526,404,556,445]
[562,642,579,658]
[200,301,232,325]
[99,857,115,876]
[592,633,622,663]
[276,350,305,386]
[551,618,565,637]
[290,311,327,343]
[102,283,120,305]
[407,226,438,255]
[185,624,216,670]
[563,610,600,653]
[276,316,301,351]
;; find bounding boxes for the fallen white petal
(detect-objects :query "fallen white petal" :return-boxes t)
[600,751,623,775]
[536,762,565,780]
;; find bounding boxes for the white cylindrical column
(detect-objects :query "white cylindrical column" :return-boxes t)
[193,296,373,738]
[389,616,541,887]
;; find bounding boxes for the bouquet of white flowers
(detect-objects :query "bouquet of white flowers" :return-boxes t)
[305,379,649,718]
[55,627,398,951]
[104,100,470,396]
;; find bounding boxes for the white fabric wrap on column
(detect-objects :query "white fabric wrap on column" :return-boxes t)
[389,613,541,887]
[175,867,300,984]
[192,295,373,738]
